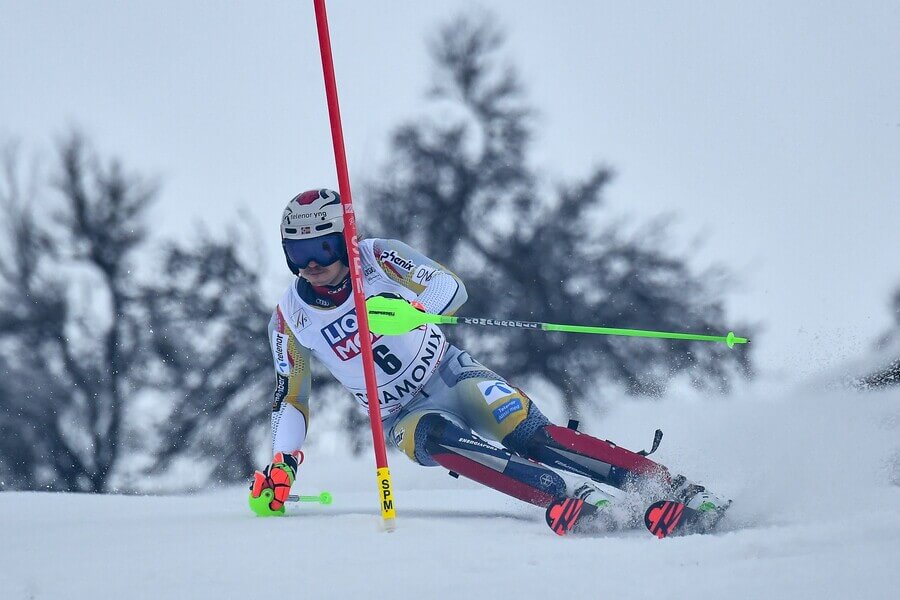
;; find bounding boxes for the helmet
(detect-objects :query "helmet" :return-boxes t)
[280,189,347,274]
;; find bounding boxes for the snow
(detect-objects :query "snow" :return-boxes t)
[2,383,898,599]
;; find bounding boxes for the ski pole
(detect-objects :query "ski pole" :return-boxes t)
[366,296,750,348]
[287,491,333,505]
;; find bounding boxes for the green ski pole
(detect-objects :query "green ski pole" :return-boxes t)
[287,491,333,505]
[366,296,749,349]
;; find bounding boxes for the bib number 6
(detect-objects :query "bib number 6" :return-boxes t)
[372,344,402,375]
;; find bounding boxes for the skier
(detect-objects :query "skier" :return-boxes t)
[249,188,729,533]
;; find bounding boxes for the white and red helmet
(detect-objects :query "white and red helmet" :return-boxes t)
[280,189,347,274]
[281,188,343,240]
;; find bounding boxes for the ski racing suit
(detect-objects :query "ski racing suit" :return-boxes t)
[267,238,674,508]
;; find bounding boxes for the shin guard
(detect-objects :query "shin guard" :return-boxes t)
[416,413,566,507]
[525,425,672,490]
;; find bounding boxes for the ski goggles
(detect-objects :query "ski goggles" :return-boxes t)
[283,233,345,269]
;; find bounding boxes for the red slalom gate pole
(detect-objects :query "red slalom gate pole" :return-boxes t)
[312,0,396,531]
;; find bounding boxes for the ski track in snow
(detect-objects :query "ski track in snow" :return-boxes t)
[1,385,898,599]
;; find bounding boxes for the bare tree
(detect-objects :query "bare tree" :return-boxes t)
[0,134,155,491]
[856,286,900,389]
[366,15,753,415]
[0,133,361,492]
[140,231,274,481]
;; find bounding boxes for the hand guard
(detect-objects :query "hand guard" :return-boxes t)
[248,451,303,517]
[376,292,426,312]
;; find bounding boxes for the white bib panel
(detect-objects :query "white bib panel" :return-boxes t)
[278,239,448,419]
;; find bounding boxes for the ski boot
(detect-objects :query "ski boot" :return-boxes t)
[643,475,731,538]
[670,474,731,514]
[545,480,624,535]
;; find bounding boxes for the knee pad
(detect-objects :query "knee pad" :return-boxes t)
[501,402,551,456]
[392,411,460,467]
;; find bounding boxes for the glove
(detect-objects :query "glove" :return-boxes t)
[248,451,303,516]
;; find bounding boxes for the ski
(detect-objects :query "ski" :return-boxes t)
[545,495,636,535]
[547,497,589,535]
[643,499,730,539]
[546,496,730,537]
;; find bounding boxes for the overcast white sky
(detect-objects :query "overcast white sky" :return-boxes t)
[2,1,899,385]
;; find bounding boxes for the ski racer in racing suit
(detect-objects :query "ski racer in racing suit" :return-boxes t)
[249,189,729,532]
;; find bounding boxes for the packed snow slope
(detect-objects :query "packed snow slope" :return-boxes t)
[2,383,898,600]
